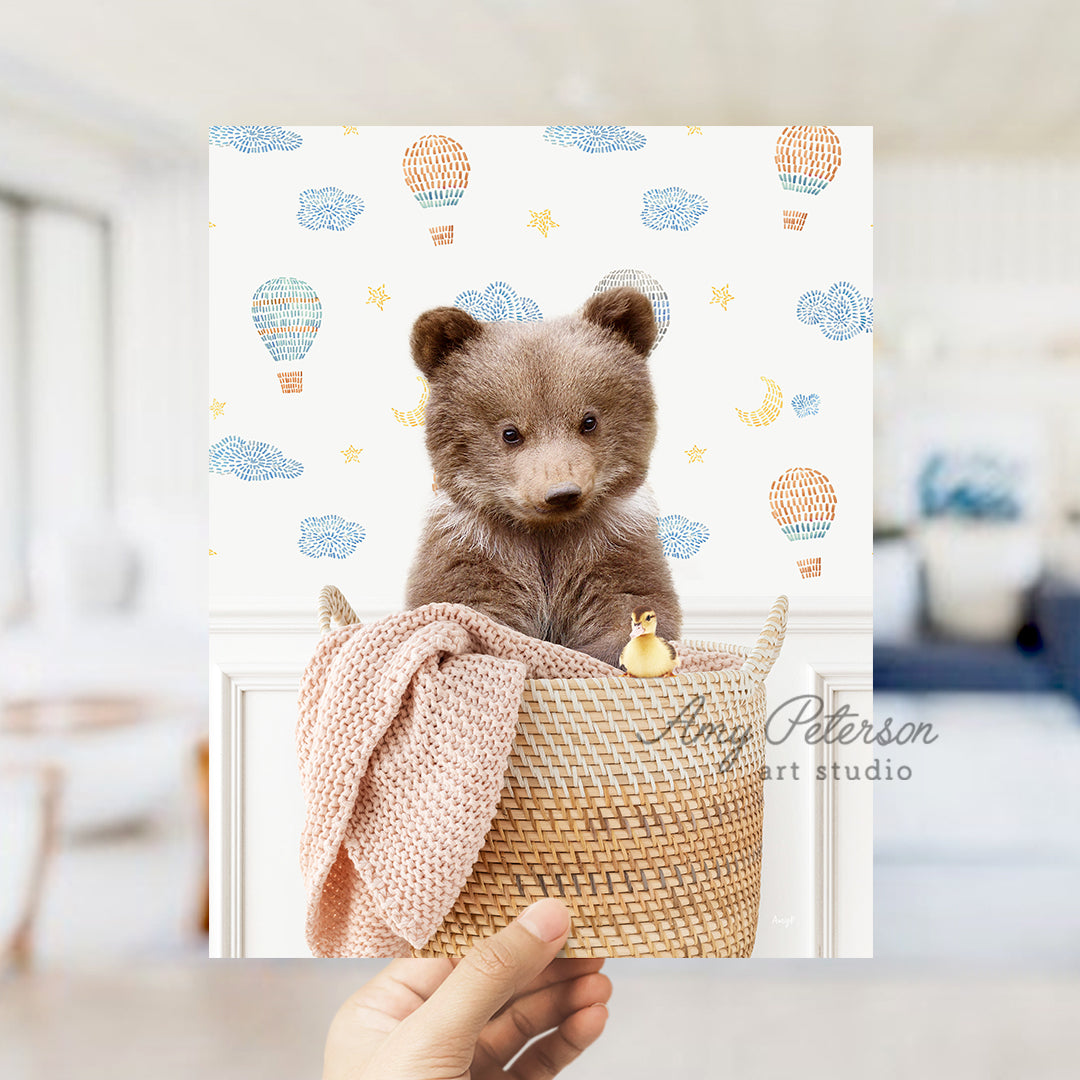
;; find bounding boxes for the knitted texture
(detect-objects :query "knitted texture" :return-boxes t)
[297,602,744,957]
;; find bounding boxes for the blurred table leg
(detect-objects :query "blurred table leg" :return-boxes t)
[196,739,209,936]
[1,765,61,972]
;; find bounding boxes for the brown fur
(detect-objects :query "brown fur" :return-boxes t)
[405,287,681,667]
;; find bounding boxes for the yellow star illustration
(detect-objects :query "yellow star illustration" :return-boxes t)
[209,548,217,556]
[209,221,216,228]
[527,209,559,238]
[710,284,734,310]
[686,126,703,135]
[343,125,359,135]
[684,445,707,463]
[340,444,363,462]
[367,284,390,310]
[210,398,226,417]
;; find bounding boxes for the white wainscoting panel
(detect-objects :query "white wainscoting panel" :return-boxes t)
[808,664,874,958]
[210,599,871,959]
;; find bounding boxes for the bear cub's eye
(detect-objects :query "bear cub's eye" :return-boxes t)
[502,426,523,446]
[580,413,598,434]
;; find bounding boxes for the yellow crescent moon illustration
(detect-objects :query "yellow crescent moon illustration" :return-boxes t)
[392,375,428,427]
[735,376,783,427]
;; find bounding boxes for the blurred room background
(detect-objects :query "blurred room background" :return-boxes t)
[2,1,1079,1077]
[872,157,1080,967]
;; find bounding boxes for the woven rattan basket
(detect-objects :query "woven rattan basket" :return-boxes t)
[316,588,788,958]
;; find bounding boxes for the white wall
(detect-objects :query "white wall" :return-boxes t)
[874,158,1080,578]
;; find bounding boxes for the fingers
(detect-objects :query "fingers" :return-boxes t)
[477,970,612,1065]
[338,959,454,1031]
[508,1003,609,1080]
[449,955,604,978]
[490,956,606,1018]
[402,899,571,1052]
[370,958,456,1007]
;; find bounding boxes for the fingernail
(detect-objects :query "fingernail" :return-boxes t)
[516,898,570,942]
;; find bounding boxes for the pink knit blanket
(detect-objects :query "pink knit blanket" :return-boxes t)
[296,602,741,957]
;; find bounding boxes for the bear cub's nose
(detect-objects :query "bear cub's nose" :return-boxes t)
[543,482,583,509]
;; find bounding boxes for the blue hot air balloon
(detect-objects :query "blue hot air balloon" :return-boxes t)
[251,276,322,393]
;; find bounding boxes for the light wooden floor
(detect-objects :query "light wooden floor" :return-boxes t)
[3,961,1079,1079]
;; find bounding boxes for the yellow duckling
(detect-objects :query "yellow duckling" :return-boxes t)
[618,609,681,678]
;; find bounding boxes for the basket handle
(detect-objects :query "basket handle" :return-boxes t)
[741,595,789,683]
[316,584,360,633]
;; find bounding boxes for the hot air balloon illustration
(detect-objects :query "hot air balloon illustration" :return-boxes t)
[768,466,837,578]
[402,134,470,246]
[251,276,322,394]
[592,269,670,356]
[775,126,841,232]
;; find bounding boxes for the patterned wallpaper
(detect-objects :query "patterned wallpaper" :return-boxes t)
[209,126,872,610]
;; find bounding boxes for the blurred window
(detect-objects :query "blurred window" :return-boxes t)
[0,194,111,623]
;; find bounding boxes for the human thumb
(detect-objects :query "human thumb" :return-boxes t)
[395,899,571,1063]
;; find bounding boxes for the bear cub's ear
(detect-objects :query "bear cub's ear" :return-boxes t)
[582,287,657,358]
[410,307,485,377]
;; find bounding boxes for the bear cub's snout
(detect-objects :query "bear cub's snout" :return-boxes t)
[542,482,582,510]
[404,286,681,668]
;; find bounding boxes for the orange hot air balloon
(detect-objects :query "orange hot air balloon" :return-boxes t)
[402,134,471,246]
[775,126,841,231]
[768,466,837,578]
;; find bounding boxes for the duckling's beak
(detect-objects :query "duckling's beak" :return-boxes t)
[629,620,646,638]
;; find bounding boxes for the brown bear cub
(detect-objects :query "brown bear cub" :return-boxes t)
[405,287,681,668]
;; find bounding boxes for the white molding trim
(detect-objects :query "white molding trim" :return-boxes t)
[209,617,873,959]
[209,661,301,960]
[807,661,874,959]
[210,595,872,636]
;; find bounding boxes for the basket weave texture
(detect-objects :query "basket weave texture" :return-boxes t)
[315,589,787,958]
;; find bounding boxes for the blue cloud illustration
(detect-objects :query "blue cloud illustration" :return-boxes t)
[791,393,821,418]
[641,186,709,232]
[208,126,303,153]
[298,514,365,559]
[796,281,873,341]
[297,186,365,231]
[454,281,542,322]
[209,436,303,481]
[543,125,647,153]
[657,514,710,559]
